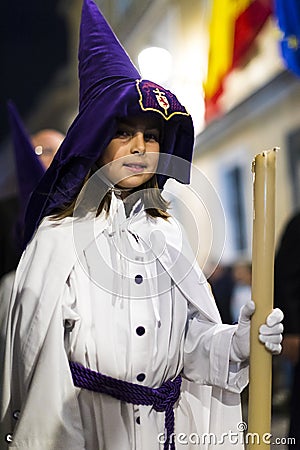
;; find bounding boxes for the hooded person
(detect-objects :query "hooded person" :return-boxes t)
[0,100,46,337]
[0,101,65,282]
[7,101,46,250]
[22,0,194,248]
[0,102,46,279]
[0,104,65,419]
[0,1,284,449]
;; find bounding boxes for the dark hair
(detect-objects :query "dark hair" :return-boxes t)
[52,173,170,221]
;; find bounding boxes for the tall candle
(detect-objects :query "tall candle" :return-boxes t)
[247,149,277,449]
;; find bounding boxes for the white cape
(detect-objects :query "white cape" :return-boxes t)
[0,207,248,449]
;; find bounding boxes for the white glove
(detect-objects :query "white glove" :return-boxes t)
[259,308,284,354]
[230,300,284,361]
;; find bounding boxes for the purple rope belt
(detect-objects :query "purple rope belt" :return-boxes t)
[69,361,182,450]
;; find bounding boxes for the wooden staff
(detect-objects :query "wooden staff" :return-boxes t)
[247,149,277,449]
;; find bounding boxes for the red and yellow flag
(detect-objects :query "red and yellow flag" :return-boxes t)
[204,0,273,122]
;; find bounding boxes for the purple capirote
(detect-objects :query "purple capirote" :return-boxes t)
[23,0,194,247]
[7,100,45,248]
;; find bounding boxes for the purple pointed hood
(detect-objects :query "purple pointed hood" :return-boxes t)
[79,0,140,110]
[23,0,194,246]
[7,101,45,219]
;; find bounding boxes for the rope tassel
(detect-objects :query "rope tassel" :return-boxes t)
[69,361,181,449]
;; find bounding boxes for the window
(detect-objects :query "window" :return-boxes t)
[224,165,247,252]
[115,0,133,15]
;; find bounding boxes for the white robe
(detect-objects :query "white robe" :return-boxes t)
[0,194,248,449]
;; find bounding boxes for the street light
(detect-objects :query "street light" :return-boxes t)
[138,46,172,85]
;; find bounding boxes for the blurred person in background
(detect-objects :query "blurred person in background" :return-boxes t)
[0,104,64,279]
[274,211,300,449]
[230,261,252,324]
[31,128,65,170]
[0,108,65,406]
[208,263,234,324]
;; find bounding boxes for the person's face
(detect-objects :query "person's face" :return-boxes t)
[98,116,161,189]
[31,129,65,169]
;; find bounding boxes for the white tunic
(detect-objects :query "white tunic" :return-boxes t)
[0,194,248,449]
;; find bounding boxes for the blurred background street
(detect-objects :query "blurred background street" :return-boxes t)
[1,0,299,447]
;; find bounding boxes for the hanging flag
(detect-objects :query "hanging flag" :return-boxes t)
[204,0,273,122]
[274,0,300,77]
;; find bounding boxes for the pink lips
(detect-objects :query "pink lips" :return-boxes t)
[123,163,147,173]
